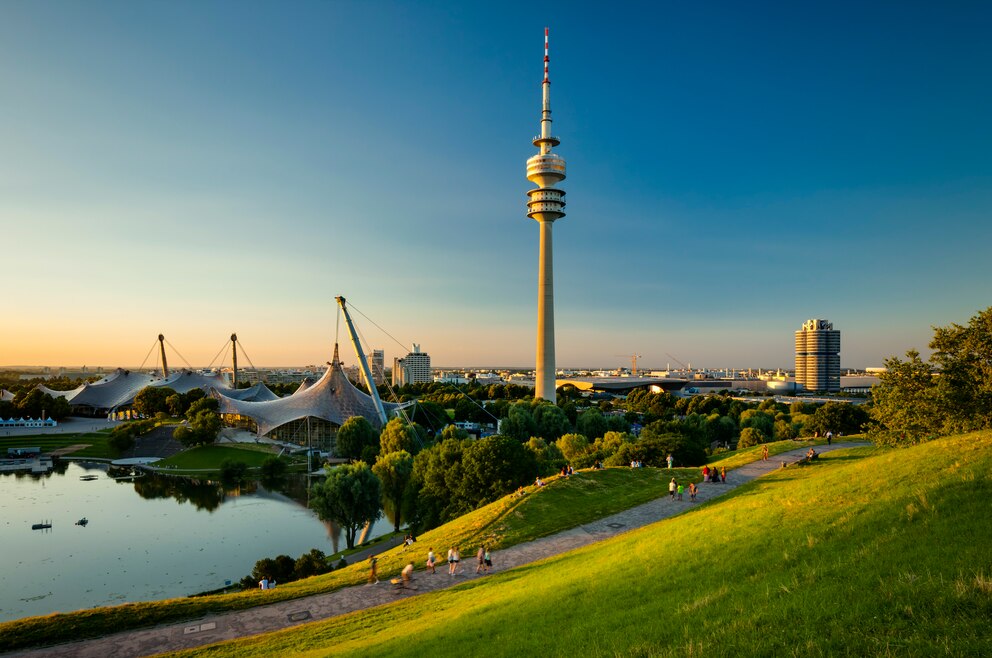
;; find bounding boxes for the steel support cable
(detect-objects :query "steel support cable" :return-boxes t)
[163,338,193,369]
[205,339,230,371]
[136,339,159,371]
[348,305,422,448]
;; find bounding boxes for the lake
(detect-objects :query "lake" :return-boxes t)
[0,461,389,623]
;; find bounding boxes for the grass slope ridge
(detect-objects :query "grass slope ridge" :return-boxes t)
[0,466,679,651]
[173,433,992,657]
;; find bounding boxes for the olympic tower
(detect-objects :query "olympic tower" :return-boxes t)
[526,28,567,403]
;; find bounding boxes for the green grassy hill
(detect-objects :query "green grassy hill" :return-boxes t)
[0,463,683,651]
[170,432,992,657]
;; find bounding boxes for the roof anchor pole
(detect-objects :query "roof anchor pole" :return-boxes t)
[335,296,388,426]
[231,333,239,389]
[158,334,169,378]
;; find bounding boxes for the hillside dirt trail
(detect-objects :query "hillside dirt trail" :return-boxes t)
[6,442,867,658]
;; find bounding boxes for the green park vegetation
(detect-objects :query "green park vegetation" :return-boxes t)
[166,432,992,658]
[0,464,705,652]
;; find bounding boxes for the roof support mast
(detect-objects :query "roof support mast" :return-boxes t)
[231,333,238,389]
[335,296,388,426]
[158,334,169,378]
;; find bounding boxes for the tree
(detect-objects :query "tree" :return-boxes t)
[186,396,219,420]
[310,462,382,549]
[805,402,869,437]
[133,387,175,417]
[379,417,421,455]
[409,400,449,433]
[372,450,414,532]
[576,407,608,441]
[928,306,992,432]
[173,409,221,447]
[166,393,186,417]
[739,409,774,437]
[738,427,767,449]
[408,437,469,530]
[294,549,330,579]
[534,403,571,442]
[869,350,943,445]
[219,460,249,485]
[259,456,288,480]
[556,433,590,463]
[457,435,535,508]
[335,416,379,461]
[500,403,536,442]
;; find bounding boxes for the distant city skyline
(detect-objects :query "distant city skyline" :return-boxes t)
[2,2,990,370]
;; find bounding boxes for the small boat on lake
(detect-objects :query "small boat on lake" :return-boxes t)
[32,521,52,530]
[75,518,88,526]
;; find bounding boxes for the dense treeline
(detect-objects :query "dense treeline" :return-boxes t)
[311,388,870,539]
[0,389,73,421]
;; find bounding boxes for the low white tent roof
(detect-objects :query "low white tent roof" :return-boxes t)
[213,360,409,436]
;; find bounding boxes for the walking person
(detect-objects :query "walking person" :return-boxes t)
[368,555,379,584]
[451,546,461,575]
[483,546,493,573]
[476,546,486,574]
[447,546,456,576]
[721,466,727,483]
[826,431,833,445]
[702,465,710,480]
[666,453,674,469]
[669,477,677,499]
[677,482,684,501]
[426,547,437,574]
[689,482,697,501]
[762,445,769,461]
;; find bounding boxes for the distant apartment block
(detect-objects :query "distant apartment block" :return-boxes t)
[795,319,841,392]
[370,349,385,386]
[392,344,431,386]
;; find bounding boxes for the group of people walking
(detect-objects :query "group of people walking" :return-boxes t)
[700,464,726,483]
[370,543,494,585]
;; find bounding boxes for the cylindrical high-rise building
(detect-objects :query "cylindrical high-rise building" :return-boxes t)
[795,319,841,392]
[526,28,566,403]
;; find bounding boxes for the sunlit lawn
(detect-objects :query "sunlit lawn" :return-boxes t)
[170,432,991,657]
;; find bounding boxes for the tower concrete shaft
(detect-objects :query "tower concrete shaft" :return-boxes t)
[526,27,566,403]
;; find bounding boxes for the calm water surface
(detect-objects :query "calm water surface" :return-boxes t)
[0,461,388,623]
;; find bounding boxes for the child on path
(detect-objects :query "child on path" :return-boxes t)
[721,466,727,483]
[677,482,684,501]
[669,478,677,499]
[762,445,769,460]
[427,548,436,574]
[689,482,697,501]
[368,555,379,584]
[484,547,492,573]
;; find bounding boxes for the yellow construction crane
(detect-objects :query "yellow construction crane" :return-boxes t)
[614,354,643,376]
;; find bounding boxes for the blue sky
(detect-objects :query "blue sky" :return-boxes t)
[2,1,990,370]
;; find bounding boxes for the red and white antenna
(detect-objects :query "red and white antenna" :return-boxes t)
[544,27,550,83]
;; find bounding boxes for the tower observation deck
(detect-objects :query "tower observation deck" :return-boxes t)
[526,28,566,403]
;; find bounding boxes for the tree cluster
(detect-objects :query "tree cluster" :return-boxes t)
[870,306,992,444]
[172,397,221,447]
[239,548,334,590]
[0,388,72,421]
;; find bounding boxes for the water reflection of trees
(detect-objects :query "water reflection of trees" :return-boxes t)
[123,471,241,512]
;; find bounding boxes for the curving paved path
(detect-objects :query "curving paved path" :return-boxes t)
[5,442,866,658]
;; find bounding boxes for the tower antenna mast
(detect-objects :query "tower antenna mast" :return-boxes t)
[526,27,567,403]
